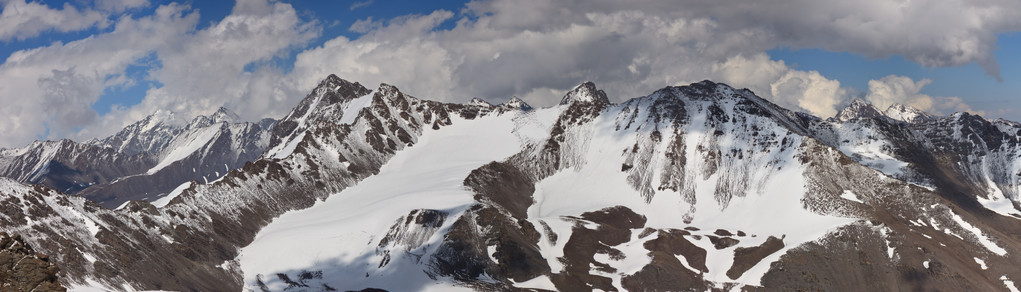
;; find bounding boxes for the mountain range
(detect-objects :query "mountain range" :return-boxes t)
[1,74,1020,291]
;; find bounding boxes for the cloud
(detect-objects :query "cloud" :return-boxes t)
[0,0,110,41]
[0,3,198,146]
[0,0,317,146]
[2,0,1019,147]
[864,74,977,115]
[37,67,105,137]
[94,0,149,13]
[80,0,319,140]
[349,17,381,34]
[349,0,374,11]
[281,4,850,118]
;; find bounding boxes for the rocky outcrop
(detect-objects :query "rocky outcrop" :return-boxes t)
[0,232,65,292]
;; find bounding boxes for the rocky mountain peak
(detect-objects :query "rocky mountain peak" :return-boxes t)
[211,107,241,123]
[502,96,533,111]
[94,109,189,156]
[560,81,610,105]
[883,103,932,123]
[188,107,241,128]
[835,98,885,122]
[469,97,493,107]
[311,75,371,107]
[268,75,373,149]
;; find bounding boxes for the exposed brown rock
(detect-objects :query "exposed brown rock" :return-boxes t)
[0,232,66,292]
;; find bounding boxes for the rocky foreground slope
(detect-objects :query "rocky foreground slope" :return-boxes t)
[0,75,1020,291]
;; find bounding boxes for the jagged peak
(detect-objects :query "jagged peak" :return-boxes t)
[317,74,356,89]
[469,97,493,107]
[187,106,241,128]
[210,106,241,123]
[376,83,400,96]
[502,96,533,111]
[560,81,610,105]
[835,98,884,122]
[310,75,371,104]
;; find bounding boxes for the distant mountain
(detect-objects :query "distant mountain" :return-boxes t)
[1,75,1020,291]
[0,107,275,208]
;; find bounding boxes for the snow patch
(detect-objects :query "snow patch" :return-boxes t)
[147,125,221,174]
[512,275,556,290]
[951,212,1007,256]
[1002,275,1020,292]
[338,91,375,125]
[974,257,988,270]
[840,190,864,203]
[152,182,192,208]
[238,112,524,291]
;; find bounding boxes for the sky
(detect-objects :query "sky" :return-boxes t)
[0,0,1020,148]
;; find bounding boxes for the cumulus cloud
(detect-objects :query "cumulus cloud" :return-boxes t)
[134,0,318,123]
[0,0,317,146]
[37,67,105,137]
[0,0,1017,147]
[0,3,198,146]
[0,0,110,41]
[271,0,1017,119]
[280,4,847,117]
[864,75,977,115]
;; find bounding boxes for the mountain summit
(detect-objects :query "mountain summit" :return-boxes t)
[559,81,610,105]
[834,98,886,122]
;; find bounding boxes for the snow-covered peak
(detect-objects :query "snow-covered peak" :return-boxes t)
[210,107,241,124]
[140,109,188,132]
[559,81,609,105]
[269,75,372,146]
[835,99,885,122]
[883,103,932,124]
[501,96,533,111]
[187,107,241,129]
[93,109,190,155]
[469,97,493,107]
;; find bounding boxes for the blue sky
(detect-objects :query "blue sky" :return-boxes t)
[0,0,1020,147]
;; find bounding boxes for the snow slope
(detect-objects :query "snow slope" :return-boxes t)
[239,112,526,291]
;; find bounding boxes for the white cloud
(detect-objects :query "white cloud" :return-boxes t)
[349,0,373,11]
[770,69,849,118]
[0,0,110,41]
[864,75,976,115]
[94,0,149,13]
[0,3,198,146]
[133,0,319,124]
[37,67,105,138]
[0,0,318,147]
[349,17,381,34]
[279,5,850,118]
[1,0,1017,147]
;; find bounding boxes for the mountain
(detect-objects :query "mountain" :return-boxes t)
[834,98,886,122]
[0,107,275,208]
[1,76,1021,291]
[884,103,932,124]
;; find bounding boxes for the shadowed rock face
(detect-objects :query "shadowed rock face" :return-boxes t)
[0,232,66,292]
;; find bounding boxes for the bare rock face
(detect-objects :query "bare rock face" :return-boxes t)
[0,232,66,292]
